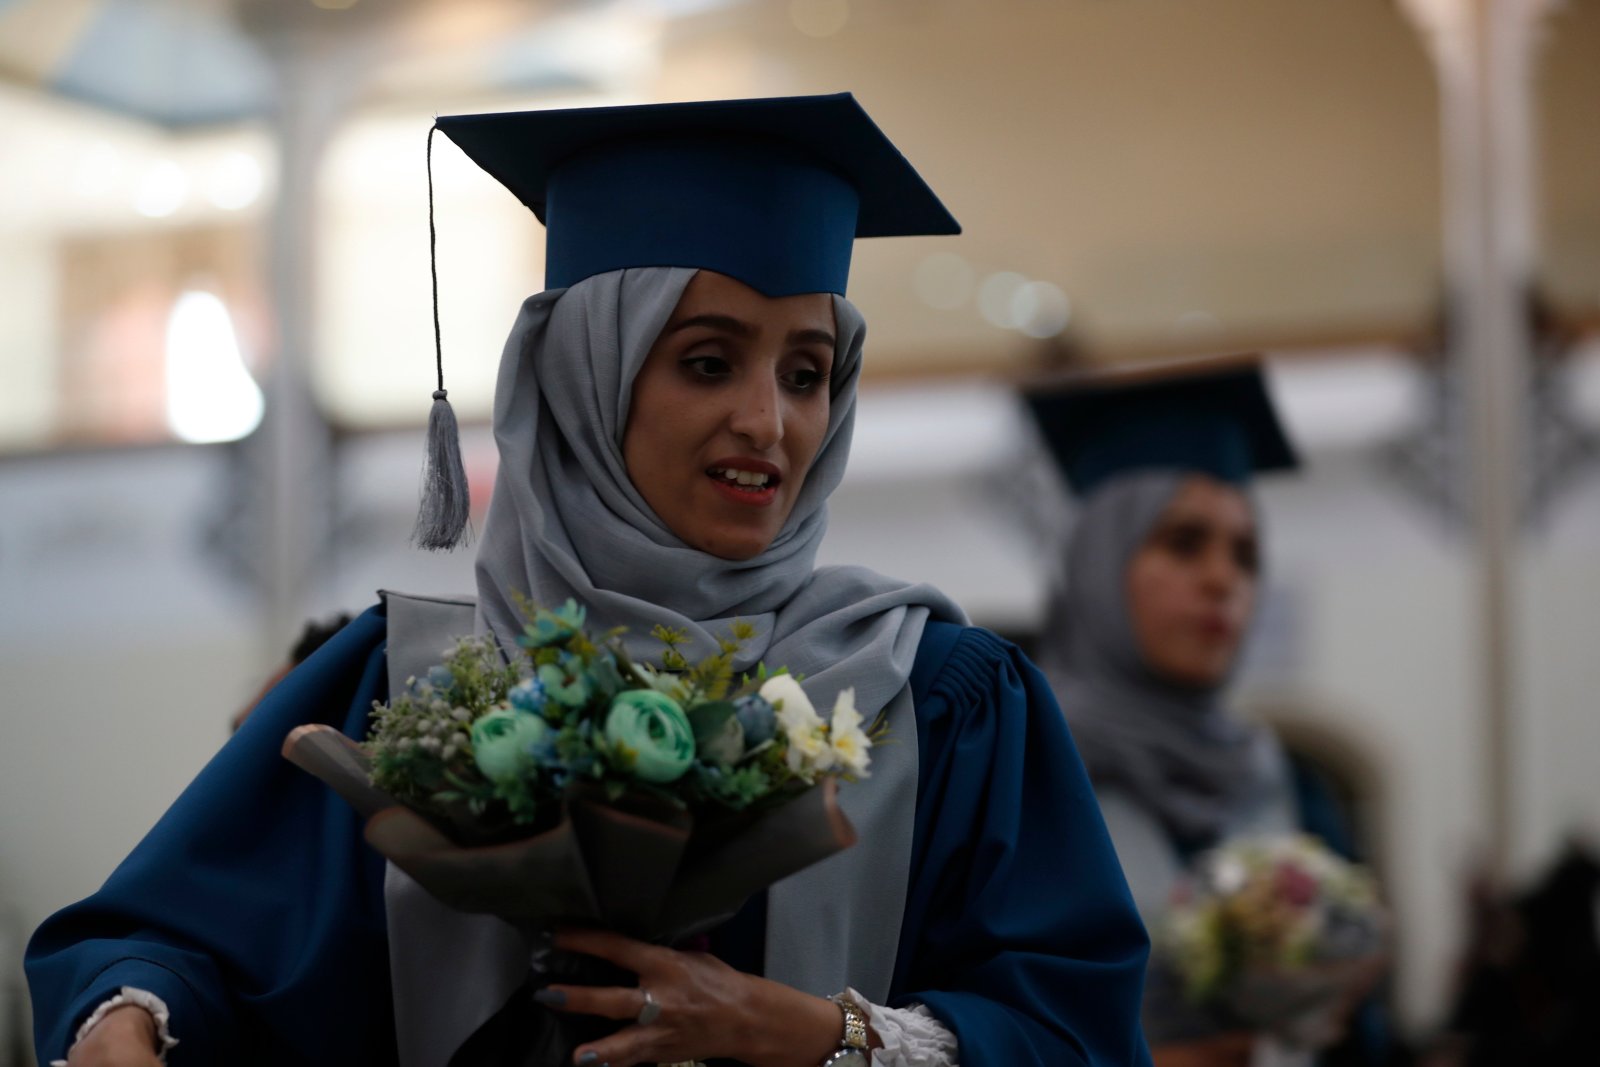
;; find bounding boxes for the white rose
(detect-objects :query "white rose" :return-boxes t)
[759,674,821,733]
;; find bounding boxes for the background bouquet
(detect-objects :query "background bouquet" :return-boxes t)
[1161,834,1388,1050]
[283,597,874,940]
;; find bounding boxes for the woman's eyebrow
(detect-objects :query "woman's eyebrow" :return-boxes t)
[788,327,836,348]
[665,313,754,337]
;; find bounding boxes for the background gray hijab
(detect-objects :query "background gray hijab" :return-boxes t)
[1039,470,1274,847]
[386,267,965,1067]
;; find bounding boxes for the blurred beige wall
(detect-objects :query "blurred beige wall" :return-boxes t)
[1539,0,1600,314]
[653,0,1440,370]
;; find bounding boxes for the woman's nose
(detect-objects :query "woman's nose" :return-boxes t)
[1198,544,1243,595]
[727,375,783,450]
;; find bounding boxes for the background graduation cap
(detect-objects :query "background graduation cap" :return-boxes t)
[1022,356,1300,496]
[413,92,961,549]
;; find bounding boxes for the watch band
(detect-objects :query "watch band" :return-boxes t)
[833,996,870,1050]
[816,995,870,1066]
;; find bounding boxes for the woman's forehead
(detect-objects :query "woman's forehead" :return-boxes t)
[1160,476,1256,529]
[668,270,835,333]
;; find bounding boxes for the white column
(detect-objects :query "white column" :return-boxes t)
[1401,0,1550,882]
[238,1,399,659]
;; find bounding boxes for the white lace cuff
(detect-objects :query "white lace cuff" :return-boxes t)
[840,987,960,1067]
[50,987,179,1066]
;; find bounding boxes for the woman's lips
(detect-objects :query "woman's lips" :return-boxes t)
[707,475,779,507]
[1193,616,1238,642]
[704,458,782,507]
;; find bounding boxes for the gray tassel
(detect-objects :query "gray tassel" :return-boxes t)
[411,123,472,551]
[411,388,472,550]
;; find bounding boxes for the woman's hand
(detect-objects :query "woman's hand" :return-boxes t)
[541,928,850,1067]
[65,1006,163,1067]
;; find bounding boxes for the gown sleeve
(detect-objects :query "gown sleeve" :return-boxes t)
[24,605,396,1067]
[892,623,1154,1067]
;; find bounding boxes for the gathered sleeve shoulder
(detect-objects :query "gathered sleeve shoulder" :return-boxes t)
[893,622,1153,1067]
[24,605,396,1067]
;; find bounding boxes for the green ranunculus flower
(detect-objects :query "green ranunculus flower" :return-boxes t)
[471,708,549,785]
[605,690,695,783]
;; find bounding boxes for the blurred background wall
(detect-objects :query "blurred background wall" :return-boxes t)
[2,0,1599,1062]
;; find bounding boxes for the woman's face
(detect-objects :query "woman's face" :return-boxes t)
[1124,476,1260,689]
[623,271,836,561]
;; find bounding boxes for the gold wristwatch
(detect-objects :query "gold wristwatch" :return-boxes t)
[817,996,870,1066]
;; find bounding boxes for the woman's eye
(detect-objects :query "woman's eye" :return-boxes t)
[1160,525,1206,558]
[681,354,731,380]
[782,367,828,393]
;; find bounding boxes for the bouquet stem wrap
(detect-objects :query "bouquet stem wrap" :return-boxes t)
[285,724,857,940]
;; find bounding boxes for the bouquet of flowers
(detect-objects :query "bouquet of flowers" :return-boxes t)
[1160,834,1387,1050]
[282,597,875,940]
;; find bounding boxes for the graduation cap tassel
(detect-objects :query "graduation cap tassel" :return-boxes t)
[411,124,472,551]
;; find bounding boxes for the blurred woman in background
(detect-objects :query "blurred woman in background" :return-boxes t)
[1026,362,1387,1067]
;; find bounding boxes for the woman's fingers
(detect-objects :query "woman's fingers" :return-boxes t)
[536,983,646,1022]
[572,1024,666,1067]
[553,927,665,973]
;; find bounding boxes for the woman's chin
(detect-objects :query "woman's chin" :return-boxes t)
[1148,649,1237,691]
[690,523,780,561]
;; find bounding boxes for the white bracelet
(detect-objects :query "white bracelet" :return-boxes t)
[50,987,179,1066]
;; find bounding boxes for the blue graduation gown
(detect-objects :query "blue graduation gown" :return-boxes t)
[27,605,1152,1066]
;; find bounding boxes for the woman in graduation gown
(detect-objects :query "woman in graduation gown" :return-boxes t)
[1025,364,1379,1067]
[28,95,1153,1067]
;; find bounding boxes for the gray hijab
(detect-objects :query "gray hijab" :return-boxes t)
[473,267,964,711]
[385,267,965,1067]
[1041,470,1274,847]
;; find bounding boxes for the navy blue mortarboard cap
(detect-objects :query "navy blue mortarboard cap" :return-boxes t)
[1024,358,1300,495]
[435,93,960,296]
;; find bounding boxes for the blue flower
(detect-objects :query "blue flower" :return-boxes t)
[527,735,562,769]
[426,665,455,691]
[509,677,547,713]
[587,651,627,699]
[519,599,588,649]
[734,695,777,747]
[538,653,593,708]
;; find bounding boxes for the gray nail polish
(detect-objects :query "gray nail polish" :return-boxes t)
[533,988,566,1007]
[575,1053,598,1066]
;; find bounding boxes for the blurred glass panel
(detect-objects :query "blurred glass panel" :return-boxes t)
[56,224,268,445]
[0,84,272,452]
